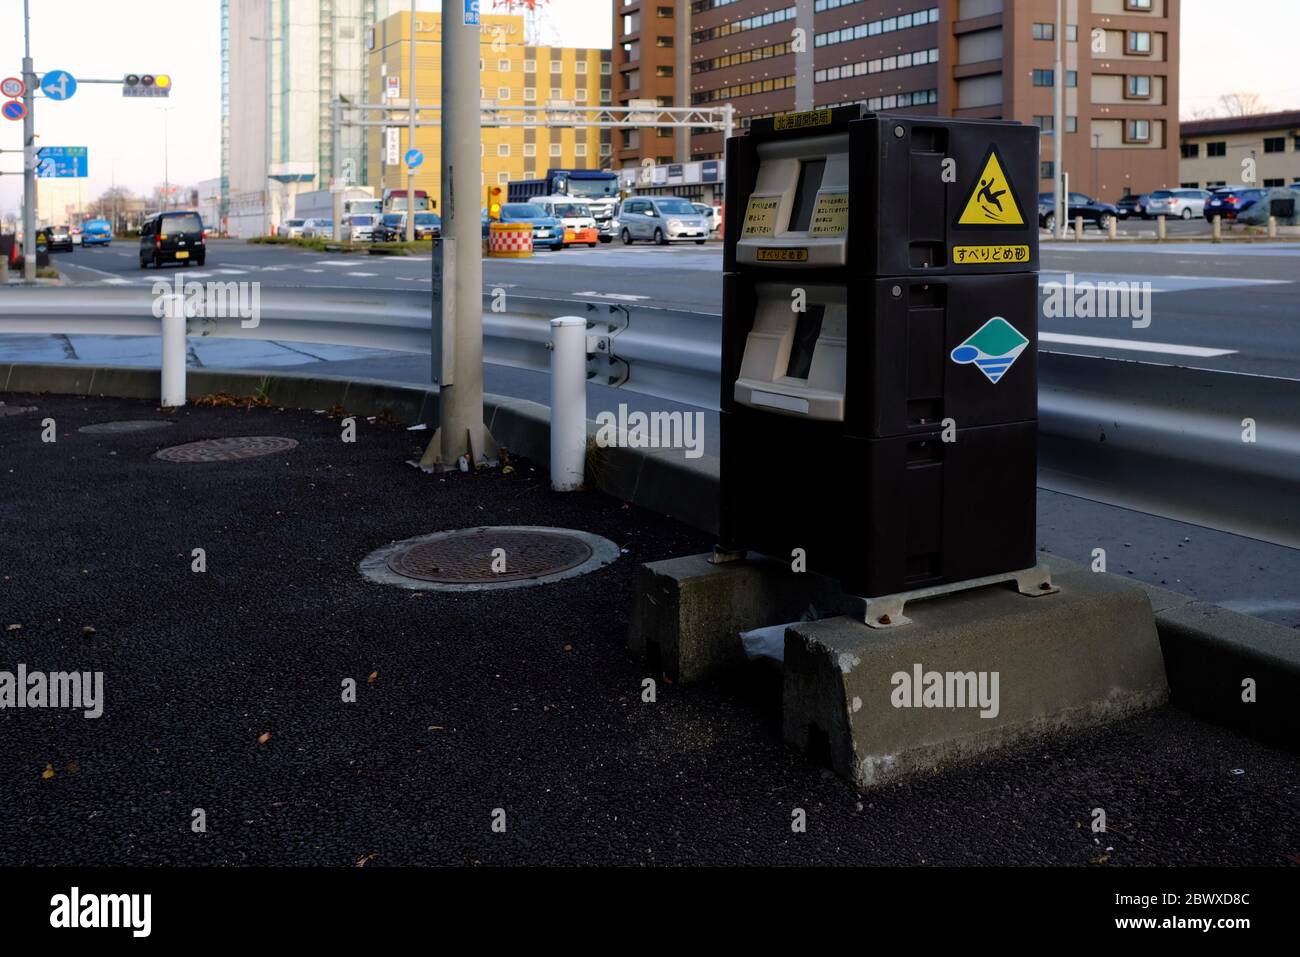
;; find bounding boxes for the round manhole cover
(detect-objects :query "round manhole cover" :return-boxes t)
[155,436,299,463]
[362,526,620,592]
[80,420,176,435]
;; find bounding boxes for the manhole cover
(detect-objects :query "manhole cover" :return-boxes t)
[0,405,37,418]
[361,526,620,592]
[155,436,299,462]
[80,420,176,434]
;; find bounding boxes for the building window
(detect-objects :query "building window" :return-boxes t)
[524,87,536,101]
[657,35,673,47]
[1033,115,1054,132]
[656,65,673,77]
[1126,0,1153,9]
[550,87,563,99]
[1125,119,1151,143]
[1180,142,1199,159]
[1067,70,1077,87]
[498,87,510,99]
[1207,141,1226,157]
[600,88,612,103]
[1041,161,1054,180]
[1066,115,1078,133]
[1032,69,1053,86]
[523,143,536,157]
[624,69,639,89]
[498,172,510,185]
[1207,180,1225,187]
[549,143,562,157]
[524,60,536,73]
[498,60,510,72]
[1126,75,1151,98]
[1032,23,1054,41]
[1264,137,1285,153]
[575,143,587,157]
[575,61,587,75]
[1263,178,1284,187]
[600,143,612,156]
[1127,31,1151,54]
[601,61,612,75]
[551,60,563,73]
[576,88,587,100]
[1180,182,1199,188]
[658,6,673,17]
[1066,24,1078,42]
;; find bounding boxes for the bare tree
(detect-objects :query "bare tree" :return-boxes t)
[1218,92,1268,117]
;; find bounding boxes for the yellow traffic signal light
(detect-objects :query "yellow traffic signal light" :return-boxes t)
[488,186,503,220]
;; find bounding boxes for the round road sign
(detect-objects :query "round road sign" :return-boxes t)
[1,76,24,99]
[1,99,26,121]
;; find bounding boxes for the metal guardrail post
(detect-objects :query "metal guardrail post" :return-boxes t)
[548,316,587,492]
[160,292,186,407]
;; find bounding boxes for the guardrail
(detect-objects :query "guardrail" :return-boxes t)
[1,286,1296,547]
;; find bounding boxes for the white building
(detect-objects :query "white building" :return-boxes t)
[36,179,90,227]
[222,0,380,237]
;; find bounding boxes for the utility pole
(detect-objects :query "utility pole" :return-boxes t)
[22,0,37,282]
[421,0,495,471]
[404,0,417,243]
[332,96,344,241]
[163,107,171,210]
[1053,0,1064,240]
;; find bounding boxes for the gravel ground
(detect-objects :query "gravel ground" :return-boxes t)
[1,392,1297,866]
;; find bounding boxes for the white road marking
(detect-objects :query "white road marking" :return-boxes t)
[345,272,378,277]
[1039,333,1237,358]
[303,268,325,273]
[212,269,247,275]
[572,290,651,301]
[101,278,132,285]
[314,260,358,266]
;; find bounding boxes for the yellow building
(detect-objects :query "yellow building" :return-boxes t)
[365,12,613,209]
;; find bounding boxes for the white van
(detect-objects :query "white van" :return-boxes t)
[617,196,711,245]
[529,196,599,247]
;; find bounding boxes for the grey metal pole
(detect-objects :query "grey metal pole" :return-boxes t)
[405,0,417,243]
[21,0,36,282]
[425,0,494,470]
[332,97,344,241]
[1053,0,1064,240]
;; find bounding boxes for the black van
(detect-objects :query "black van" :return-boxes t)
[139,210,206,268]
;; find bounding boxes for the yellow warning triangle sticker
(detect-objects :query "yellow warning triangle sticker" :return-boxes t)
[956,148,1024,227]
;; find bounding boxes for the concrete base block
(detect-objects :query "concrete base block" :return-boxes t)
[627,552,856,683]
[783,563,1169,789]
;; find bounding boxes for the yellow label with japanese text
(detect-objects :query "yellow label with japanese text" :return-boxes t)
[774,109,833,131]
[809,191,849,237]
[951,244,1031,265]
[756,247,809,262]
[742,195,780,238]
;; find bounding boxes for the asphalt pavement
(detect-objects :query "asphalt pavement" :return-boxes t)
[2,393,1297,866]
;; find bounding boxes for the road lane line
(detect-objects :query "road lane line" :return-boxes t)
[345,272,378,277]
[1039,333,1237,358]
[572,290,651,301]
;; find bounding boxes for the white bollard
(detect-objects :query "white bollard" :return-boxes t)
[1157,215,1166,241]
[1074,215,1083,240]
[1268,216,1278,238]
[161,292,187,407]
[549,316,587,491]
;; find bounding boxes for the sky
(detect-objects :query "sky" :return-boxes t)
[0,0,1296,216]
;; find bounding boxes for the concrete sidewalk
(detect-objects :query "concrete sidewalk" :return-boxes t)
[1,392,1297,865]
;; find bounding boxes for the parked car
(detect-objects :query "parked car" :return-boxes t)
[46,224,74,252]
[278,218,307,239]
[371,213,406,243]
[1145,188,1210,220]
[484,203,564,251]
[529,198,599,247]
[342,213,376,242]
[70,224,83,246]
[618,196,711,245]
[1204,187,1266,222]
[692,203,723,233]
[1114,194,1149,220]
[138,210,206,268]
[411,212,442,240]
[1037,192,1118,232]
[300,218,333,239]
[81,218,113,246]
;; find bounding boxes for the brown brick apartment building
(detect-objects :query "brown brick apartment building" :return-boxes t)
[612,0,1180,199]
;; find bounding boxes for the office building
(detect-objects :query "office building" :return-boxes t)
[1179,111,1300,189]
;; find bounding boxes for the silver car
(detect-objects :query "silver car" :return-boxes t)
[1144,188,1210,220]
[618,196,711,245]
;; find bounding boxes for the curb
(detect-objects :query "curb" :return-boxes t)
[2,360,1296,750]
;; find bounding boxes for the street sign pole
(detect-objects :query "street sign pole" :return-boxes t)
[421,0,494,471]
[405,0,417,244]
[21,0,35,282]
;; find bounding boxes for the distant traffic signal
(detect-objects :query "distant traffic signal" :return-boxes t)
[122,74,171,98]
[488,186,503,220]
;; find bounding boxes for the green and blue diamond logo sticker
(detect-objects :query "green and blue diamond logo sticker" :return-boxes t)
[950,316,1028,384]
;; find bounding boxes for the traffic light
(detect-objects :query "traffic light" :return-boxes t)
[122,74,172,98]
[487,186,503,221]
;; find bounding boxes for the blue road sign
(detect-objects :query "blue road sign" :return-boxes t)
[41,70,77,101]
[36,146,89,178]
[405,148,424,170]
[464,0,479,26]
[1,99,25,121]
